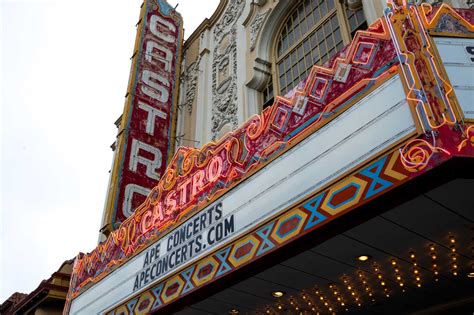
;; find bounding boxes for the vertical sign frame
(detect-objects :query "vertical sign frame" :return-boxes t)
[101,0,183,234]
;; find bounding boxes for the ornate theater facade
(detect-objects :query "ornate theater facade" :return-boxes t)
[66,0,474,314]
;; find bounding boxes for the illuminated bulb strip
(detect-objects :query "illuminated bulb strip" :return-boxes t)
[357,270,375,302]
[291,300,300,312]
[356,271,375,301]
[310,305,320,314]
[271,233,472,315]
[409,251,422,287]
[428,244,439,281]
[329,283,346,308]
[342,276,362,306]
[390,259,405,290]
[373,263,390,297]
[304,297,320,315]
[448,235,459,276]
[301,292,308,305]
[314,287,334,313]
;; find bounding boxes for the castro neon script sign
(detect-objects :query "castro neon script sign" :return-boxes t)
[140,155,224,234]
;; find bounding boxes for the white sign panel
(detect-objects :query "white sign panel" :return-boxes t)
[434,36,474,119]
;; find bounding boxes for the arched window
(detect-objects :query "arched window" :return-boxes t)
[268,0,367,98]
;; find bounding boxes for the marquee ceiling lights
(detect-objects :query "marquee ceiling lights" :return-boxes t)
[429,243,439,282]
[261,231,470,314]
[356,255,371,261]
[449,235,459,277]
[271,291,285,298]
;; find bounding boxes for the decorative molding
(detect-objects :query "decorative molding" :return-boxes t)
[242,0,268,26]
[346,0,363,10]
[247,0,294,92]
[211,0,246,139]
[253,0,267,6]
[213,0,245,40]
[242,1,258,27]
[250,9,271,51]
[182,56,202,114]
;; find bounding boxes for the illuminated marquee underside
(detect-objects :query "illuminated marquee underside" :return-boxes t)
[65,2,474,314]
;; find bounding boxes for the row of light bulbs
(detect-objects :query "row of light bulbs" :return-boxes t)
[254,233,472,315]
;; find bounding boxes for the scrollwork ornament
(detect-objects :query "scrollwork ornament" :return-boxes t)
[162,168,177,191]
[211,0,245,140]
[181,151,196,176]
[246,114,265,140]
[250,9,270,51]
[183,56,202,113]
[399,136,450,172]
[457,125,474,152]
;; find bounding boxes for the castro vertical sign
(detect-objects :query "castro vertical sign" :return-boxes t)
[104,0,183,230]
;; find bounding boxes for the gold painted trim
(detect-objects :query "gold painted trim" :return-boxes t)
[168,14,185,162]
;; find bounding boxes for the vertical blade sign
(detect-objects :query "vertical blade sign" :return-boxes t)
[104,0,183,230]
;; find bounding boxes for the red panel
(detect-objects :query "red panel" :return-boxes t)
[110,1,183,226]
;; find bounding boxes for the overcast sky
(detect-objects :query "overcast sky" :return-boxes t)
[0,0,219,301]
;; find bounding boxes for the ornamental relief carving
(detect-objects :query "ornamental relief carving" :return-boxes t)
[213,0,245,39]
[183,56,202,114]
[249,9,270,51]
[211,0,245,140]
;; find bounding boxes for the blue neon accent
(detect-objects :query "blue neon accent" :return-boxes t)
[215,247,232,277]
[360,157,393,199]
[181,265,196,294]
[256,222,276,256]
[302,194,327,230]
[150,283,164,309]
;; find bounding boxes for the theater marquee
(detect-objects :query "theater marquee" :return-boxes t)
[65,2,474,315]
[102,0,183,230]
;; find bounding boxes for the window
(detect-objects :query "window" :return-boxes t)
[273,0,366,96]
[346,4,368,38]
[262,76,274,109]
